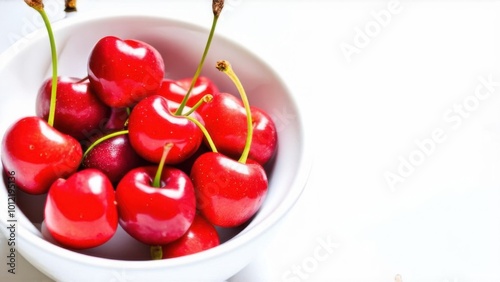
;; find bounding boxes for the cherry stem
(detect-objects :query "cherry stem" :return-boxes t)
[181,94,213,117]
[216,60,252,164]
[64,0,77,12]
[26,1,58,127]
[213,0,224,17]
[150,245,162,260]
[175,0,224,116]
[82,130,129,159]
[152,143,173,188]
[76,76,89,83]
[184,116,218,153]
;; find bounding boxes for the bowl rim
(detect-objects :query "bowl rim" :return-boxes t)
[0,11,313,268]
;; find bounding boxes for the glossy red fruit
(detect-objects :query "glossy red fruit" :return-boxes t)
[36,76,111,141]
[156,79,188,104]
[128,95,203,164]
[161,213,219,259]
[88,36,165,108]
[115,166,196,245]
[1,117,82,194]
[79,107,131,151]
[81,134,149,185]
[44,168,118,249]
[176,76,219,97]
[190,152,268,227]
[158,76,219,108]
[197,92,278,165]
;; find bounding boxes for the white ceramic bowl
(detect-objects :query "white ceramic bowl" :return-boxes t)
[0,13,311,282]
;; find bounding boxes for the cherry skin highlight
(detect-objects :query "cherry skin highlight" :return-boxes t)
[158,76,219,109]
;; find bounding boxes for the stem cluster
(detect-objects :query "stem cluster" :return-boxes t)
[175,0,224,116]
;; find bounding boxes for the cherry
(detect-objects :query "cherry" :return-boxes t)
[81,132,149,185]
[176,76,219,99]
[115,144,196,246]
[1,2,82,195]
[87,36,165,108]
[44,168,118,249]
[158,76,219,108]
[1,117,83,194]
[36,76,110,141]
[197,92,278,165]
[161,213,220,259]
[191,152,267,227]
[79,107,130,150]
[190,61,268,227]
[127,95,204,164]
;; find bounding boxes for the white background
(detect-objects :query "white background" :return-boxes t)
[2,0,500,281]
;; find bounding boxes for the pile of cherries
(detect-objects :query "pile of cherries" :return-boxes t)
[2,0,277,259]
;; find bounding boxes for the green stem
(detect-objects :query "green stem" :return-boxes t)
[152,143,173,188]
[82,130,129,159]
[181,94,213,117]
[37,8,58,127]
[184,116,217,153]
[175,15,219,116]
[216,60,252,164]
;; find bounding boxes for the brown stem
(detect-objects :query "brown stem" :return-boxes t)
[213,0,224,17]
[24,0,44,11]
[65,0,77,12]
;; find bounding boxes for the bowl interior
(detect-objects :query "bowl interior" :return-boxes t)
[0,14,308,265]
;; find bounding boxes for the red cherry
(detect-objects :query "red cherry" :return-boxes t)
[128,95,203,164]
[158,76,219,108]
[161,213,220,259]
[79,107,131,151]
[1,117,82,194]
[36,76,111,141]
[88,36,165,108]
[44,168,118,249]
[197,92,278,165]
[190,152,268,227]
[177,76,219,98]
[115,166,196,245]
[81,134,149,185]
[157,79,188,104]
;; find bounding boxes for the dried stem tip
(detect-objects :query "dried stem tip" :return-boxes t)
[65,0,77,12]
[216,60,229,72]
[213,0,224,18]
[24,0,44,11]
